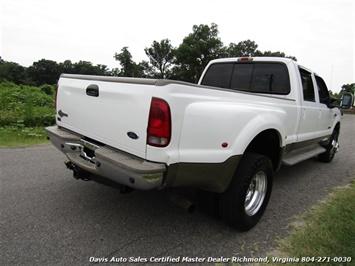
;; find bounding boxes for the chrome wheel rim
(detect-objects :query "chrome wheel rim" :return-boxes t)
[245,171,267,216]
[330,138,339,156]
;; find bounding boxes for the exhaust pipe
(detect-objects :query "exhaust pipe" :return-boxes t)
[165,190,196,214]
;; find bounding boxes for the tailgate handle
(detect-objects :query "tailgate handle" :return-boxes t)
[86,84,99,97]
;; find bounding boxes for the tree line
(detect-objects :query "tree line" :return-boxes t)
[0,23,298,85]
[0,58,109,86]
[0,22,353,92]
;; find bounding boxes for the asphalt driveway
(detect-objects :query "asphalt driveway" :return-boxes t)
[1,115,354,265]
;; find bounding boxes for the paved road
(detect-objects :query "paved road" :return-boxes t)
[1,115,354,265]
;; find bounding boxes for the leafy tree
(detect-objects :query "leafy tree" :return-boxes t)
[262,50,286,57]
[226,40,297,61]
[330,83,354,99]
[136,60,154,78]
[1,23,301,85]
[341,83,355,94]
[113,47,135,76]
[59,60,74,74]
[95,64,110,75]
[27,59,60,85]
[227,40,262,57]
[262,51,297,61]
[26,59,109,85]
[109,68,121,77]
[72,61,108,75]
[173,23,227,83]
[58,60,109,76]
[113,47,139,77]
[0,61,28,84]
[144,39,175,79]
[113,47,151,78]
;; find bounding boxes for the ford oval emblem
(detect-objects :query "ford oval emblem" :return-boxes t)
[127,131,139,140]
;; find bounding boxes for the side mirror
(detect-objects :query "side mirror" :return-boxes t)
[340,93,354,109]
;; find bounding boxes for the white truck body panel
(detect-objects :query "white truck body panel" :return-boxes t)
[56,76,155,158]
[48,57,341,191]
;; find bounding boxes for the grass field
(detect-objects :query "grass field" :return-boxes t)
[0,81,55,147]
[0,126,49,147]
[272,180,355,265]
[0,81,55,127]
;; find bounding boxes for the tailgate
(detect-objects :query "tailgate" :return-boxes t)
[56,75,156,158]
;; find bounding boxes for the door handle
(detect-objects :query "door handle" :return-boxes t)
[86,84,99,97]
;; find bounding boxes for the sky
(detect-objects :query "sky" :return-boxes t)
[1,0,354,93]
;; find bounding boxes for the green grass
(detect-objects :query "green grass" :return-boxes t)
[273,180,355,265]
[0,126,49,147]
[0,81,55,147]
[0,81,55,127]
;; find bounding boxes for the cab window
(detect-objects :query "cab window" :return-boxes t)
[200,63,233,89]
[315,75,330,106]
[201,62,290,94]
[299,68,315,102]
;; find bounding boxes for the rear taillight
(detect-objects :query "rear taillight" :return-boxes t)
[147,97,171,147]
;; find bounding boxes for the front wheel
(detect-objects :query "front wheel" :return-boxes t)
[219,153,273,231]
[318,129,339,163]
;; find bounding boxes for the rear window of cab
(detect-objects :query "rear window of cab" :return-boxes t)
[201,62,290,95]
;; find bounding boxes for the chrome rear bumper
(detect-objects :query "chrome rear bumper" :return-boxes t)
[46,126,166,190]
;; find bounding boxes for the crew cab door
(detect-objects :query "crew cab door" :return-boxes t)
[297,67,336,142]
[314,75,336,138]
[297,67,319,142]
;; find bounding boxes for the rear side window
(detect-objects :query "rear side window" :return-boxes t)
[299,68,315,102]
[200,63,233,89]
[201,62,290,94]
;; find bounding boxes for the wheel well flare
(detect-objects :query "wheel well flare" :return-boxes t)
[245,129,281,171]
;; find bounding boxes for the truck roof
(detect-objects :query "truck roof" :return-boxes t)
[204,56,319,79]
[209,57,296,64]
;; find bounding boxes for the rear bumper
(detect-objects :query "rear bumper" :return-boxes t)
[46,126,166,190]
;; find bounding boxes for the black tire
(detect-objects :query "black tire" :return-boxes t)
[219,152,273,231]
[318,129,339,163]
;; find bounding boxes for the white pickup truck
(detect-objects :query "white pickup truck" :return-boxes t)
[46,57,343,231]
